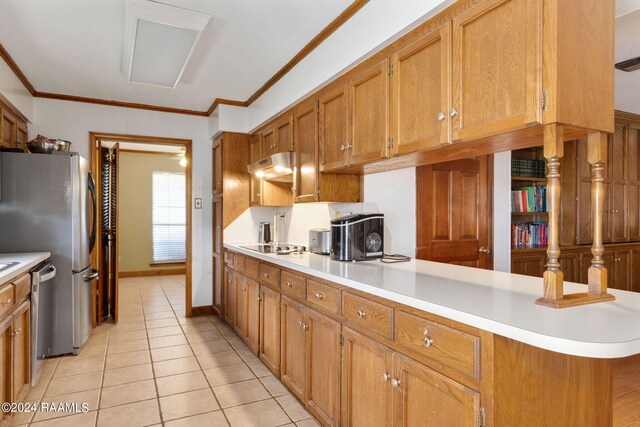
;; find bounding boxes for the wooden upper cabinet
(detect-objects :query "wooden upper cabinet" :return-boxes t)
[275,115,294,153]
[1,108,18,149]
[390,23,451,156]
[393,354,480,427]
[16,121,27,151]
[212,137,223,195]
[261,125,276,157]
[250,133,262,163]
[451,0,541,142]
[319,84,350,172]
[294,99,319,203]
[349,59,390,167]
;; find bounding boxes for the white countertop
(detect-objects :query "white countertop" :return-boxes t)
[226,243,640,359]
[0,253,51,284]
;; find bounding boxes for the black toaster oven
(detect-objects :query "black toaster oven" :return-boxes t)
[330,213,384,261]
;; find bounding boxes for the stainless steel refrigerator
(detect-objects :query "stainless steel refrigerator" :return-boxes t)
[0,151,98,356]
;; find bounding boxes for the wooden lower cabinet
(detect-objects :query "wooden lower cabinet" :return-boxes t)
[280,297,307,400]
[245,278,260,355]
[0,316,12,423]
[342,327,394,427]
[12,301,30,402]
[223,268,234,326]
[259,285,281,375]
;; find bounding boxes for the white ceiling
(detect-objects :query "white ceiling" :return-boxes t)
[615,7,640,114]
[0,0,351,111]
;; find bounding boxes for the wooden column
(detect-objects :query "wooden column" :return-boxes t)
[537,126,615,308]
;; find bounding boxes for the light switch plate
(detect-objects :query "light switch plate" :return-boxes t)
[195,198,202,209]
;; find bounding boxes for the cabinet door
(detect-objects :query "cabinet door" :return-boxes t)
[262,126,276,157]
[613,249,631,291]
[393,354,480,427]
[390,23,451,156]
[234,274,248,339]
[319,84,349,172]
[342,327,393,427]
[16,121,27,151]
[259,285,281,376]
[451,0,541,142]
[212,136,223,195]
[275,115,294,153]
[610,125,627,242]
[0,315,12,422]
[306,309,341,427]
[250,175,262,206]
[213,256,223,315]
[627,124,640,241]
[510,253,545,277]
[250,133,262,163]
[559,252,580,284]
[349,59,389,167]
[280,296,307,400]
[294,99,319,203]
[245,278,260,355]
[1,108,17,149]
[223,268,234,326]
[12,301,30,402]
[213,198,222,255]
[630,248,640,293]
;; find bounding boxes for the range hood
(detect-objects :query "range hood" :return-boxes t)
[247,151,294,183]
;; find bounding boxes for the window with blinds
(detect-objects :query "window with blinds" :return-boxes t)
[152,171,186,263]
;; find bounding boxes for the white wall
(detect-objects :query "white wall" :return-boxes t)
[0,59,34,121]
[493,152,512,272]
[31,98,212,307]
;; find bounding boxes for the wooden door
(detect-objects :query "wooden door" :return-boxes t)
[223,267,234,326]
[259,285,281,375]
[627,124,640,241]
[245,277,260,355]
[234,274,248,339]
[275,115,294,153]
[212,136,223,195]
[390,23,451,156]
[280,296,307,400]
[341,327,393,427]
[12,301,29,402]
[451,0,541,142]
[294,99,319,203]
[611,125,628,242]
[0,315,12,421]
[111,143,120,323]
[393,354,480,427]
[306,309,341,427]
[613,249,632,291]
[250,133,262,163]
[416,157,491,268]
[349,59,389,166]
[262,126,276,157]
[511,252,545,277]
[319,84,349,172]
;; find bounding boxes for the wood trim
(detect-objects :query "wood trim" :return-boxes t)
[119,268,186,278]
[191,305,215,316]
[149,261,186,267]
[206,98,248,116]
[119,149,181,155]
[616,110,640,123]
[0,43,36,96]
[244,0,370,107]
[36,92,208,117]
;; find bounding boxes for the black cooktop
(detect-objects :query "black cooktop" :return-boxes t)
[240,244,306,255]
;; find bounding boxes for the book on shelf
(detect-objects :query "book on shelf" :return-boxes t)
[511,222,548,248]
[511,158,545,178]
[511,186,547,213]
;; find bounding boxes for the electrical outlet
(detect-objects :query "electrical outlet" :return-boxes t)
[195,198,202,209]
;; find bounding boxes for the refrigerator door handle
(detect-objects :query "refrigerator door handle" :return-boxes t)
[88,172,97,254]
[83,269,99,282]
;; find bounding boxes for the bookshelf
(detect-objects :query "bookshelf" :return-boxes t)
[511,147,548,250]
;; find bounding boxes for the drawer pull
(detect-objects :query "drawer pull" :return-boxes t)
[391,378,401,388]
[264,272,270,278]
[356,309,366,319]
[314,292,323,300]
[2,299,11,305]
[436,112,446,121]
[12,328,21,337]
[422,337,433,348]
[381,372,390,382]
[298,321,308,331]
[286,281,293,288]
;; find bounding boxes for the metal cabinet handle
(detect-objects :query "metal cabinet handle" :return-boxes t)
[314,292,323,300]
[2,299,11,305]
[286,281,293,288]
[381,372,390,381]
[12,328,21,337]
[340,144,346,151]
[264,272,270,278]
[422,337,433,348]
[449,108,458,117]
[614,257,622,262]
[356,309,366,318]
[258,296,262,301]
[611,209,620,213]
[479,247,491,255]
[391,378,401,388]
[436,112,446,121]
[241,287,246,292]
[298,321,308,330]
[346,144,353,150]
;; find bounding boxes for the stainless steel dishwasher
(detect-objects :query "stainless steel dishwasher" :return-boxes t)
[30,261,56,386]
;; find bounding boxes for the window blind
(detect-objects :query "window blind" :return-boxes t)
[152,171,186,263]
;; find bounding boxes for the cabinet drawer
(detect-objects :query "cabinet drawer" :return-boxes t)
[395,310,480,379]
[0,284,13,318]
[342,292,392,339]
[224,251,234,265]
[259,264,280,288]
[13,273,30,304]
[233,254,246,272]
[306,280,341,315]
[281,271,306,299]
[245,258,260,280]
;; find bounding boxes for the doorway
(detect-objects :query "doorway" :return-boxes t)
[416,156,493,269]
[90,133,193,326]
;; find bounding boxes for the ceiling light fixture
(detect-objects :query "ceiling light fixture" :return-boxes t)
[615,56,640,72]
[121,0,211,88]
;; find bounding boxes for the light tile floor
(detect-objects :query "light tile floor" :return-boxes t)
[13,275,318,427]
